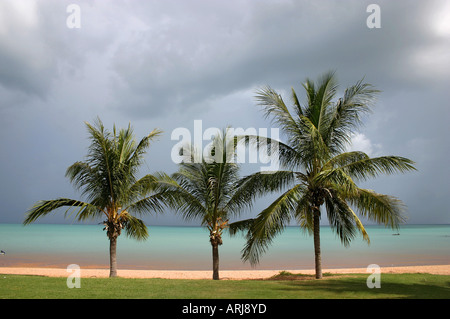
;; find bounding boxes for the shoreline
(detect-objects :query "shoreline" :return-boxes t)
[1,264,449,280]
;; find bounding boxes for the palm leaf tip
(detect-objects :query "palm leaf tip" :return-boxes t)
[352,188,407,229]
[228,218,255,236]
[23,198,96,225]
[122,214,149,241]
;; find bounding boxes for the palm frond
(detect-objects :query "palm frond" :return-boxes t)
[322,151,370,169]
[228,218,255,236]
[255,86,302,140]
[241,184,307,265]
[155,172,208,222]
[24,198,101,225]
[120,212,149,241]
[328,154,417,182]
[65,161,106,205]
[227,170,296,212]
[297,115,331,168]
[128,128,163,170]
[301,71,337,132]
[349,188,407,229]
[236,134,303,171]
[127,174,159,201]
[293,188,313,233]
[349,207,371,244]
[324,79,380,153]
[290,87,304,118]
[65,161,95,191]
[324,189,370,246]
[314,166,359,197]
[123,191,167,217]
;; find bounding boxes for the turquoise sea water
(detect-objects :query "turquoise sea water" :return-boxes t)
[0,224,449,270]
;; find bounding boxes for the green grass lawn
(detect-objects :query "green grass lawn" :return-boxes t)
[1,272,449,299]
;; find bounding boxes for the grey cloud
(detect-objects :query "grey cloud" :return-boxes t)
[0,0,119,102]
[0,0,449,225]
[108,0,450,119]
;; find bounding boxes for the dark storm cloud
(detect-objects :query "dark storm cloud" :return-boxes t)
[0,0,448,224]
[107,0,450,118]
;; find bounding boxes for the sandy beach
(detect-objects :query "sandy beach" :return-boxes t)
[1,265,449,280]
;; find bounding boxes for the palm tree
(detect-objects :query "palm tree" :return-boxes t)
[230,72,416,279]
[158,129,253,280]
[24,118,165,277]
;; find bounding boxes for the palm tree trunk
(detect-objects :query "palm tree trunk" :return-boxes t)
[212,243,220,280]
[313,208,322,279]
[106,220,121,278]
[109,236,118,277]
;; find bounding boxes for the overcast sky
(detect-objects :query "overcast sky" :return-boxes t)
[0,0,449,226]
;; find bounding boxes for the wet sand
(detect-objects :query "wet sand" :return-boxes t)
[1,264,449,279]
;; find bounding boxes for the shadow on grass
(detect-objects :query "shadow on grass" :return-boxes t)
[268,271,337,281]
[268,273,450,299]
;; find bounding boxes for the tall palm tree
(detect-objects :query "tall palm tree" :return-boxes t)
[158,129,253,280]
[24,118,165,277]
[230,72,416,279]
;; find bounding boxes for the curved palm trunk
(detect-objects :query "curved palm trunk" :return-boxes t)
[313,208,322,279]
[212,243,220,280]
